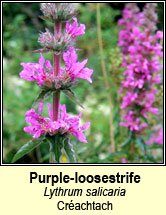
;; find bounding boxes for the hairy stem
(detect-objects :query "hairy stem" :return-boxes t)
[96,3,116,153]
[50,22,62,163]
[53,22,61,121]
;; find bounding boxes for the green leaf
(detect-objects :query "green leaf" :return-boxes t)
[139,155,157,163]
[140,115,149,124]
[46,135,64,163]
[120,130,132,147]
[146,155,157,163]
[64,138,76,163]
[149,144,163,149]
[63,89,84,109]
[135,138,146,154]
[32,90,52,107]
[12,138,43,163]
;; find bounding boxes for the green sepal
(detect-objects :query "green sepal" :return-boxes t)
[39,15,54,23]
[39,12,78,23]
[64,137,76,163]
[46,135,65,163]
[32,48,50,53]
[32,89,52,107]
[63,89,84,109]
[12,138,44,163]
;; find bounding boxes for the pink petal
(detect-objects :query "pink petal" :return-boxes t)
[63,47,77,68]
[39,53,45,67]
[60,104,67,120]
[121,158,127,163]
[80,122,90,131]
[24,126,36,134]
[72,130,88,143]
[47,103,53,120]
[76,67,93,83]
[74,59,88,75]
[38,101,44,115]
[45,60,52,72]
[33,130,43,138]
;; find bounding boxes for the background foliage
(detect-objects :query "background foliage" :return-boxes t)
[3,3,164,163]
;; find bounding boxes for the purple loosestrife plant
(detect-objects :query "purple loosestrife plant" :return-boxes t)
[12,3,93,163]
[118,3,163,160]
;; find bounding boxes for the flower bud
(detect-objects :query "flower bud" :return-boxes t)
[142,3,158,33]
[38,29,75,54]
[40,3,77,22]
[38,29,54,49]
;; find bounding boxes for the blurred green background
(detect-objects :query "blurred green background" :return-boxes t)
[3,3,164,163]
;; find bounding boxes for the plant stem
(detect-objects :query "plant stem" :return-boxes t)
[50,22,62,163]
[53,56,60,121]
[96,3,116,153]
[50,153,54,163]
[130,141,135,160]
[53,22,61,121]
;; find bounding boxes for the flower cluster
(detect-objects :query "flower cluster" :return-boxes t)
[24,101,90,143]
[20,47,93,90]
[63,47,93,84]
[20,3,93,147]
[118,3,163,132]
[40,3,77,22]
[38,17,85,54]
[142,3,158,33]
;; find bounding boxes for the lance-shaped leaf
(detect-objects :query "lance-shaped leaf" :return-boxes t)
[64,138,76,163]
[32,89,52,107]
[135,138,147,155]
[63,89,84,109]
[46,135,64,163]
[145,155,157,163]
[120,130,132,148]
[12,138,44,163]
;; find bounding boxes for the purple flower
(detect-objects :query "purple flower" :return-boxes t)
[20,48,93,89]
[24,102,90,143]
[63,46,93,83]
[120,92,138,109]
[119,3,163,132]
[66,17,85,37]
[120,110,148,132]
[146,128,163,145]
[156,31,163,40]
[121,158,128,163]
[20,53,53,87]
